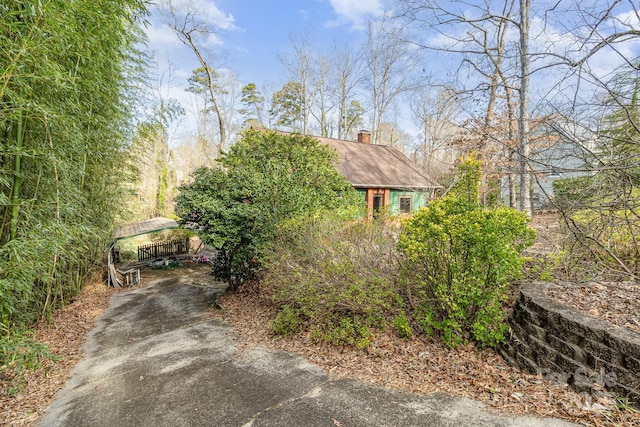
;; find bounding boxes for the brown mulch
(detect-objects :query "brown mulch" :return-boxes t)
[1,248,639,427]
[528,214,640,335]
[546,281,640,334]
[209,287,640,427]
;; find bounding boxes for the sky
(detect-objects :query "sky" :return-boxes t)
[144,0,388,134]
[143,0,640,142]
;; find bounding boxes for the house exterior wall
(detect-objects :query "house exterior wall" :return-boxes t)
[364,188,390,218]
[389,189,431,215]
[531,139,591,209]
[501,137,593,210]
[355,188,433,218]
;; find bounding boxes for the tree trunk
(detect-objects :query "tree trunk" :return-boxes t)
[518,0,532,215]
[183,33,226,154]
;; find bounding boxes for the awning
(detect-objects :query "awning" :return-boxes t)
[107,217,182,286]
[112,217,180,241]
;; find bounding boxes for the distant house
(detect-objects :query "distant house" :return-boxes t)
[501,120,595,210]
[312,131,443,217]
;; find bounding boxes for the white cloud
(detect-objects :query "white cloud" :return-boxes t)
[204,32,224,46]
[327,0,384,30]
[152,0,235,50]
[164,0,235,31]
[614,10,640,31]
[145,21,183,50]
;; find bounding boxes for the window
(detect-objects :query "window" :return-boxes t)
[399,196,412,214]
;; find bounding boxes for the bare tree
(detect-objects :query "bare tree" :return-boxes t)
[540,0,640,278]
[127,60,187,218]
[158,0,229,154]
[279,30,316,134]
[332,42,366,140]
[366,21,417,145]
[219,69,241,149]
[186,67,220,157]
[517,0,532,214]
[410,84,461,180]
[396,0,527,209]
[378,121,413,151]
[309,53,333,137]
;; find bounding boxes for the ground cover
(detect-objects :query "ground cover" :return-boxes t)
[2,231,639,426]
[208,280,640,427]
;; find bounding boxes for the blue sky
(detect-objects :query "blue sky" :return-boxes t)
[146,0,385,90]
[215,0,375,84]
[218,0,298,85]
[144,0,640,141]
[143,0,390,138]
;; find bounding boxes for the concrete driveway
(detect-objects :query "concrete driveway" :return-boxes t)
[38,267,577,427]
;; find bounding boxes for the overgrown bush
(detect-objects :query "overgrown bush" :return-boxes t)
[553,175,640,279]
[562,206,640,279]
[175,130,361,291]
[549,75,640,280]
[261,212,402,347]
[398,156,535,348]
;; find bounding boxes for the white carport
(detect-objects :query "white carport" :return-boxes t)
[107,217,180,287]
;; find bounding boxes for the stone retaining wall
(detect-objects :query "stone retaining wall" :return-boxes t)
[500,282,640,406]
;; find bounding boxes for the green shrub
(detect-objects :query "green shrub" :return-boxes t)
[270,305,305,336]
[398,156,535,348]
[312,316,373,348]
[525,251,568,281]
[392,310,412,339]
[175,130,361,291]
[262,213,401,348]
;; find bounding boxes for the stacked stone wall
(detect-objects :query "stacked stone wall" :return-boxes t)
[500,282,640,406]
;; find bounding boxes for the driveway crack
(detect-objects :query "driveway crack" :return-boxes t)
[240,378,332,426]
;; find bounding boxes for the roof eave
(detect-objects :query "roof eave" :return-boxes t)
[351,184,442,191]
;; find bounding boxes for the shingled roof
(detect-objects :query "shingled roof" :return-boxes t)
[314,135,442,191]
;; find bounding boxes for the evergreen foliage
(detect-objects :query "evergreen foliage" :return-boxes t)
[270,82,305,131]
[239,83,265,126]
[0,0,149,381]
[175,129,361,291]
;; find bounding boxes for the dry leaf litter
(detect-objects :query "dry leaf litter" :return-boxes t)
[1,227,639,427]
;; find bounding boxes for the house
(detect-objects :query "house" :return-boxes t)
[312,131,443,217]
[501,120,595,210]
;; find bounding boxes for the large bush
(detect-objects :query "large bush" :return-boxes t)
[175,130,361,290]
[261,213,401,347]
[398,157,535,348]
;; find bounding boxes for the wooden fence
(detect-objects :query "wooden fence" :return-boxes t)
[137,239,190,262]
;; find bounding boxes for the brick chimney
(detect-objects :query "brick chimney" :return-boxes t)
[357,130,371,144]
